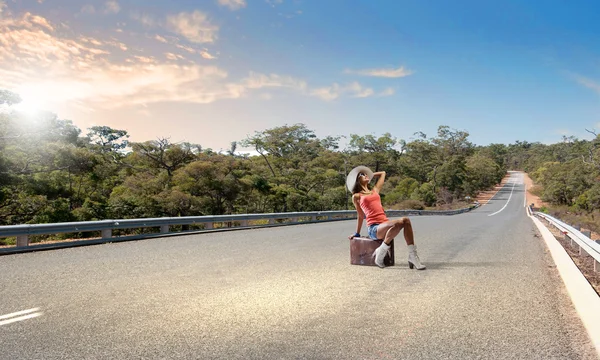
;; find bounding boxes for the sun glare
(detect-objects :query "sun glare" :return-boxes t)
[13,99,44,116]
[13,86,49,116]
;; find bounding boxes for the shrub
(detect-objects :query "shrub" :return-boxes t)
[529,185,543,198]
[390,199,425,210]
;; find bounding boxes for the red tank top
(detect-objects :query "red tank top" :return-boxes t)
[359,192,388,225]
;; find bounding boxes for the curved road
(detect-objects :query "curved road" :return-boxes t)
[1,171,598,359]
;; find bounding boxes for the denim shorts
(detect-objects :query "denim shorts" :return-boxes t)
[367,224,380,240]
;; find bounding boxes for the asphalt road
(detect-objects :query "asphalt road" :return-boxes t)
[1,171,598,359]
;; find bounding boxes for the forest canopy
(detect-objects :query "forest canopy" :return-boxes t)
[1,89,599,232]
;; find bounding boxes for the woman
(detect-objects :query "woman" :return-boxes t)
[346,165,426,270]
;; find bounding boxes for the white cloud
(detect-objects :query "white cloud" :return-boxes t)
[0,12,393,114]
[166,11,218,44]
[200,49,217,59]
[0,1,7,15]
[310,82,376,101]
[0,13,312,110]
[165,52,185,61]
[79,36,126,51]
[175,43,196,53]
[104,1,120,14]
[310,84,340,101]
[155,34,168,43]
[218,0,247,11]
[28,13,54,31]
[79,35,103,46]
[171,43,217,60]
[130,11,156,27]
[347,82,374,98]
[241,72,307,91]
[106,39,127,51]
[81,4,96,14]
[346,66,413,78]
[132,55,155,64]
[574,75,600,94]
[0,13,233,108]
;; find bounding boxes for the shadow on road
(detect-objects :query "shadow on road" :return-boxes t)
[383,261,511,270]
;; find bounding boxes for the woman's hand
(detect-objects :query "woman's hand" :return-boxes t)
[348,232,361,240]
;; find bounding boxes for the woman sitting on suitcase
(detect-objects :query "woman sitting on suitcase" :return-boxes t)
[347,165,426,270]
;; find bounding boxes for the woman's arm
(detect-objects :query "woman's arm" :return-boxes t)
[349,194,364,239]
[372,171,386,193]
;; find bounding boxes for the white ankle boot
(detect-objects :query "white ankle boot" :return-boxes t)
[407,244,426,270]
[373,242,390,268]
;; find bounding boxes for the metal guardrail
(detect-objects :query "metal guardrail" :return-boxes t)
[534,210,600,272]
[0,206,478,251]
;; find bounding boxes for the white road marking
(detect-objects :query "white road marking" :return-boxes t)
[0,308,43,326]
[488,181,516,217]
[0,308,39,320]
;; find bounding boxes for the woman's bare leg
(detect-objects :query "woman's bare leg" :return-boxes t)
[400,218,414,245]
[375,217,425,270]
[376,217,414,245]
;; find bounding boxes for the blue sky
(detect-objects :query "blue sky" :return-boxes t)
[1,0,600,152]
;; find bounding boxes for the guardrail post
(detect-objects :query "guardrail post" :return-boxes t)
[205,222,213,230]
[291,217,298,223]
[241,220,248,227]
[160,225,169,234]
[311,215,316,221]
[567,234,573,247]
[101,229,112,239]
[268,218,275,225]
[16,235,29,247]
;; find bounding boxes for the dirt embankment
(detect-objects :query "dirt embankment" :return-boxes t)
[522,173,547,208]
[473,174,511,205]
[521,173,599,241]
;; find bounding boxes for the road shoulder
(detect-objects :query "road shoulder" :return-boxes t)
[529,213,600,358]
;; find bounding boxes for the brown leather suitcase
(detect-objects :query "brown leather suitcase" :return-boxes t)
[349,237,394,266]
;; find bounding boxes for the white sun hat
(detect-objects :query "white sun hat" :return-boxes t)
[346,165,374,193]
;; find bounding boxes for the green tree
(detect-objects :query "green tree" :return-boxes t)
[130,138,198,178]
[87,126,130,154]
[173,154,246,215]
[347,132,403,172]
[465,153,503,194]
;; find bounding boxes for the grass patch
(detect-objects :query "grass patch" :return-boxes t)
[0,237,16,246]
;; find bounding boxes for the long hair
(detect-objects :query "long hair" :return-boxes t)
[352,174,369,194]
